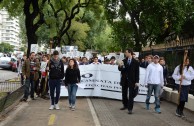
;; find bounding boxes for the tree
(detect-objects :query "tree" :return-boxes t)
[43,0,93,48]
[105,0,194,51]
[65,20,90,51]
[1,0,47,57]
[0,42,14,53]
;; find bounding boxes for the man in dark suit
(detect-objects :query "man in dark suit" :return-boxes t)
[118,48,140,114]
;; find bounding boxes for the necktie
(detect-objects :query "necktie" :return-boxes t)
[128,59,131,65]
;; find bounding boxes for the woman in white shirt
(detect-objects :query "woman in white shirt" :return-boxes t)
[172,57,194,117]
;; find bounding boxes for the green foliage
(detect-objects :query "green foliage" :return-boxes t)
[65,20,90,50]
[18,15,27,45]
[105,0,194,51]
[0,0,23,17]
[0,42,14,53]
[20,46,26,52]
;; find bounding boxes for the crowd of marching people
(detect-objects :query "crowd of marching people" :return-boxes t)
[17,50,119,111]
[16,48,194,117]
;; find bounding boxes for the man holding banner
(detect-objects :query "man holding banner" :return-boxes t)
[118,49,140,114]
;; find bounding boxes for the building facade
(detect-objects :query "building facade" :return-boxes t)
[0,9,21,50]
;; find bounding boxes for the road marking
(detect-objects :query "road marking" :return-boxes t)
[48,114,56,125]
[87,98,101,126]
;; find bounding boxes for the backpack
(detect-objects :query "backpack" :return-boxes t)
[49,60,63,79]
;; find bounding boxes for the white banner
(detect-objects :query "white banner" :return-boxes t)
[61,65,154,103]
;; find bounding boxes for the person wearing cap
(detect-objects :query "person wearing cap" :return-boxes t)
[118,48,140,114]
[47,50,65,110]
[144,55,164,113]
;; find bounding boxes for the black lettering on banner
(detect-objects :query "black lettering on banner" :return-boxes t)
[82,73,93,78]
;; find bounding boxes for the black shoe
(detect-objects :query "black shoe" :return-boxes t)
[20,98,27,102]
[120,107,127,110]
[41,96,49,100]
[128,110,132,114]
[180,112,186,118]
[175,109,181,117]
[160,97,164,101]
[31,97,35,100]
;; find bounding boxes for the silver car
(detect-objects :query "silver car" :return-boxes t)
[0,57,17,69]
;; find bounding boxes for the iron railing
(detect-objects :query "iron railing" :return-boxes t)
[0,81,24,114]
[0,81,21,92]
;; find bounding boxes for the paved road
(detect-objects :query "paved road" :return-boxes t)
[0,69,18,82]
[91,98,194,126]
[1,98,194,126]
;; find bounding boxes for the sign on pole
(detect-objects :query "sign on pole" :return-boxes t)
[40,61,47,72]
[31,44,38,53]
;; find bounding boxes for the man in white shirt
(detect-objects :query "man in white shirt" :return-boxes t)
[144,55,164,113]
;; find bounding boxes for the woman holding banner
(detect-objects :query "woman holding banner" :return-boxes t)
[65,59,81,111]
[172,57,194,117]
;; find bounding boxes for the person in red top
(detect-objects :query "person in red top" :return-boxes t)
[39,55,49,99]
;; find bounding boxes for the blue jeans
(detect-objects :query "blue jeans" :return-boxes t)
[24,78,34,99]
[146,84,161,108]
[49,79,61,105]
[68,84,78,106]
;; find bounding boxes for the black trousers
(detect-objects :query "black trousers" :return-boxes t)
[122,84,135,111]
[34,79,40,95]
[20,73,24,85]
[121,84,128,108]
[177,101,185,113]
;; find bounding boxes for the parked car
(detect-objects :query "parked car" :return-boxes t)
[0,53,3,58]
[0,57,17,70]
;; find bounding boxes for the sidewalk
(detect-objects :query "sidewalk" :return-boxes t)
[1,97,95,126]
[0,97,194,126]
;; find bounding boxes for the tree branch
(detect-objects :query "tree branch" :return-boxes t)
[23,0,31,16]
[33,0,47,31]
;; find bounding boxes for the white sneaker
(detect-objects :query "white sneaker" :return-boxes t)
[49,105,55,110]
[69,105,72,109]
[71,106,75,111]
[55,104,60,110]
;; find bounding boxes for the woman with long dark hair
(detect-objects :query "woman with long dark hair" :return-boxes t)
[172,57,194,117]
[65,59,81,111]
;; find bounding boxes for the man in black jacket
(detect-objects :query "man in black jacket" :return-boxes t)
[118,49,140,114]
[48,50,64,110]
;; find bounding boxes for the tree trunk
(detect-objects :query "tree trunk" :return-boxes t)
[134,40,142,52]
[26,27,38,57]
[24,0,46,57]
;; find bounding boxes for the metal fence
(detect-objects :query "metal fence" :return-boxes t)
[0,81,24,114]
[0,81,21,92]
[140,47,194,96]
